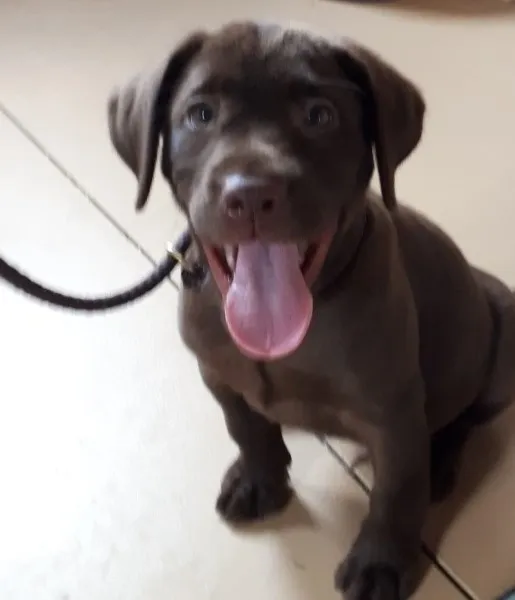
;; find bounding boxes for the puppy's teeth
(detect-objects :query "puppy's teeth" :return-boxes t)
[224,246,235,271]
[297,242,308,264]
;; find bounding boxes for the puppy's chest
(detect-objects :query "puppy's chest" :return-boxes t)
[222,358,362,437]
[255,372,344,434]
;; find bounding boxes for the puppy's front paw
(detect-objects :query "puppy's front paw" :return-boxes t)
[216,457,292,523]
[335,524,416,600]
[335,561,401,600]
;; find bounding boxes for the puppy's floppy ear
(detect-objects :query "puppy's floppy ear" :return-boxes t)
[335,42,425,210]
[107,32,206,210]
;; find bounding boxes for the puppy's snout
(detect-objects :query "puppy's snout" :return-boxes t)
[221,174,285,220]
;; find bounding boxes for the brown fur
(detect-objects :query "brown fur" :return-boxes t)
[107,22,515,599]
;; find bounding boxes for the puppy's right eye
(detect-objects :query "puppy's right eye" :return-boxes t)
[186,102,216,130]
[294,98,339,136]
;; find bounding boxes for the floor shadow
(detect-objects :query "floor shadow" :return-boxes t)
[228,491,318,535]
[326,0,515,18]
[422,405,511,558]
[273,493,368,600]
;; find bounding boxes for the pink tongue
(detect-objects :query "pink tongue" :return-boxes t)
[224,241,313,360]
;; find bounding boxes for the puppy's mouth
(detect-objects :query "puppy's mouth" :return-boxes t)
[202,232,334,361]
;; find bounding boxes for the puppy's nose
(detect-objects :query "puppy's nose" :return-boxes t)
[221,174,285,220]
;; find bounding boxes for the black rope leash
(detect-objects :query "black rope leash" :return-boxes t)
[0,229,206,311]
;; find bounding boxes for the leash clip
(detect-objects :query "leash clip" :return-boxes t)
[166,242,206,290]
[166,242,190,269]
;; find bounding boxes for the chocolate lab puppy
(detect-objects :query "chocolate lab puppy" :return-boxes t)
[107,22,515,599]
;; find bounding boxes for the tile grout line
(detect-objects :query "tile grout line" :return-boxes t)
[322,439,479,600]
[0,101,179,292]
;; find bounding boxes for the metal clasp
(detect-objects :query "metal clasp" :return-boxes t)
[166,242,189,269]
[166,242,206,290]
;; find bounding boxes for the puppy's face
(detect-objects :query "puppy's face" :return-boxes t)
[108,22,424,360]
[169,24,370,258]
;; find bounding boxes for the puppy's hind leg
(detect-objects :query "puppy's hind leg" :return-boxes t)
[471,268,515,423]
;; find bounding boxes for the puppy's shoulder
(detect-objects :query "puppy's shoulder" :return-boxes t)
[391,201,464,263]
[366,192,476,292]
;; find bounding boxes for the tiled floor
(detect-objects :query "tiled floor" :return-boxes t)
[1,2,514,599]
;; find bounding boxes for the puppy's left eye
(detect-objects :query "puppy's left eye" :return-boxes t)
[301,99,339,132]
[186,101,216,130]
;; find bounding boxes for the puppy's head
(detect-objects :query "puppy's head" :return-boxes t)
[108,22,425,361]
